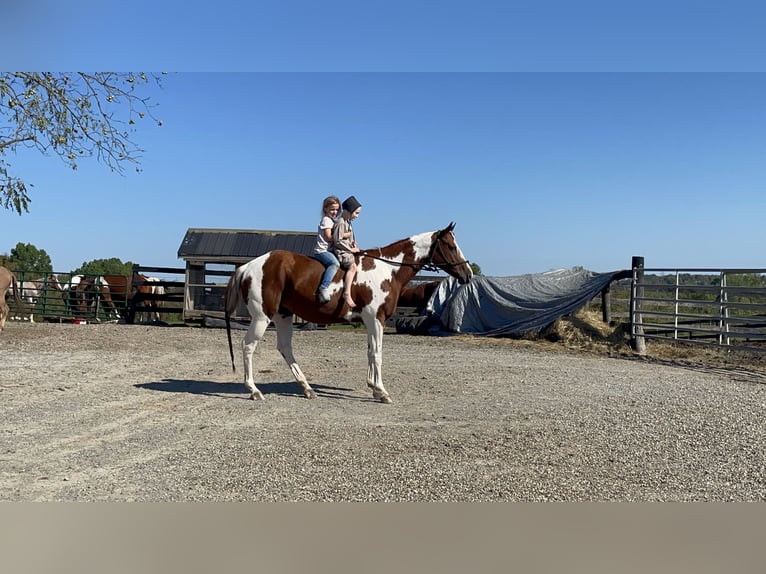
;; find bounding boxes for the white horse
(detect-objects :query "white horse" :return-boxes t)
[16,276,63,322]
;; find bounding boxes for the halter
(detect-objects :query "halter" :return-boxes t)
[359,231,470,273]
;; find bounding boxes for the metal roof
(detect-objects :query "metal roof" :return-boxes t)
[177,228,316,262]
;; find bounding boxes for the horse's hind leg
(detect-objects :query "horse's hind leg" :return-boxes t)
[242,317,269,400]
[273,313,316,399]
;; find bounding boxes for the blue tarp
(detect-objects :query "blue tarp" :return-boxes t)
[426,268,627,337]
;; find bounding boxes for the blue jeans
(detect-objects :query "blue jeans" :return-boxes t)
[314,251,339,290]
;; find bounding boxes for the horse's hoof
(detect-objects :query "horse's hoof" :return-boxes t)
[251,391,265,400]
[378,394,392,404]
[304,389,317,399]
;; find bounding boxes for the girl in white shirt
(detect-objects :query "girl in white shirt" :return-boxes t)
[313,195,341,303]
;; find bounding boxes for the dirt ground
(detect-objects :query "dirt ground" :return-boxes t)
[2,317,766,501]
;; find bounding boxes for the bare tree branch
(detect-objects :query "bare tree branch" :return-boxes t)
[0,72,164,214]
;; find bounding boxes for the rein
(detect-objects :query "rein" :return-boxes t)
[359,238,469,273]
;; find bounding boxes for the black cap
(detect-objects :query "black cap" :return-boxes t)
[342,195,362,213]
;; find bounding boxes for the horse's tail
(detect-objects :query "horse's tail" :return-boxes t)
[10,275,27,320]
[223,269,241,373]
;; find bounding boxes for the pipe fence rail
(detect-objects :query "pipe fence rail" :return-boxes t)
[9,260,766,355]
[625,258,766,353]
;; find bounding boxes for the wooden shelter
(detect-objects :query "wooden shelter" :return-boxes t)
[177,228,316,322]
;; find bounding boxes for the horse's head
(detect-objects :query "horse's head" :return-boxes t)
[45,274,64,292]
[428,222,473,284]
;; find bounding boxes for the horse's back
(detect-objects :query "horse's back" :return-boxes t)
[231,250,324,317]
[101,274,129,291]
[239,250,321,281]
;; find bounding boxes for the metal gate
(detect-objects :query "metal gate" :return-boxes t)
[629,259,766,353]
[11,272,129,324]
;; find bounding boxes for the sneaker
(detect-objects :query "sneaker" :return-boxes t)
[317,288,331,303]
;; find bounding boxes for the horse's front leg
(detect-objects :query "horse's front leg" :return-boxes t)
[273,313,316,399]
[365,319,391,403]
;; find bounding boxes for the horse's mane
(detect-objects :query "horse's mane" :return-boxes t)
[361,231,435,256]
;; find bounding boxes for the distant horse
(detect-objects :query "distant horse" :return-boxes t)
[18,275,64,323]
[131,274,164,323]
[1,266,26,332]
[71,273,157,322]
[72,275,125,320]
[397,280,442,314]
[224,223,473,403]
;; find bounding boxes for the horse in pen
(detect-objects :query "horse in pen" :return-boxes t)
[68,273,158,322]
[224,223,473,403]
[17,275,64,322]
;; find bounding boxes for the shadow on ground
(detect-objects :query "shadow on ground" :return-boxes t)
[135,379,361,400]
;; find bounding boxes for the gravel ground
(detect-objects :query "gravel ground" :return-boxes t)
[1,321,766,501]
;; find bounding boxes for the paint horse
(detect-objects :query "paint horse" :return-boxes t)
[224,223,473,403]
[17,275,64,322]
[70,275,118,319]
[131,275,165,323]
[0,266,26,332]
[72,273,155,323]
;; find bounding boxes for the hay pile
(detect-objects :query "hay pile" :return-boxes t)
[536,308,766,370]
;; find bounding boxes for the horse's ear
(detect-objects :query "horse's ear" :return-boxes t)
[438,222,455,238]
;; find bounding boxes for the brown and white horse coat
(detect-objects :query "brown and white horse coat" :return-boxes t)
[134,276,164,322]
[224,223,472,403]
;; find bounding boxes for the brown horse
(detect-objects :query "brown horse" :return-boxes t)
[224,223,473,403]
[130,274,164,323]
[1,266,26,332]
[73,273,157,322]
[72,275,119,319]
[398,280,442,314]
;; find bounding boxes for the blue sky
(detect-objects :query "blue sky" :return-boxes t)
[3,3,766,276]
[12,1,766,72]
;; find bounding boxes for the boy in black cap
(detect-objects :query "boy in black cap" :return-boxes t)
[331,195,362,308]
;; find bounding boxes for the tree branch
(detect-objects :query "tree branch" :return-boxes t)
[0,135,36,150]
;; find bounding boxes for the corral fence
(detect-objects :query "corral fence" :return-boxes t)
[9,271,122,324]
[10,259,765,352]
[129,265,185,323]
[596,256,766,353]
[8,267,185,324]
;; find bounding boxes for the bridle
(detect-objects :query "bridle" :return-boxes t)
[359,231,470,273]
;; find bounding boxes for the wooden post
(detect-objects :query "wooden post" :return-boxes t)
[630,256,646,354]
[601,285,611,324]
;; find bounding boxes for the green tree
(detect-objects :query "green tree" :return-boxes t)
[74,258,134,276]
[470,262,482,276]
[726,273,766,287]
[8,242,53,275]
[0,72,164,214]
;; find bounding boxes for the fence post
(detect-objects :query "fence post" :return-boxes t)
[601,285,611,324]
[630,256,646,354]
